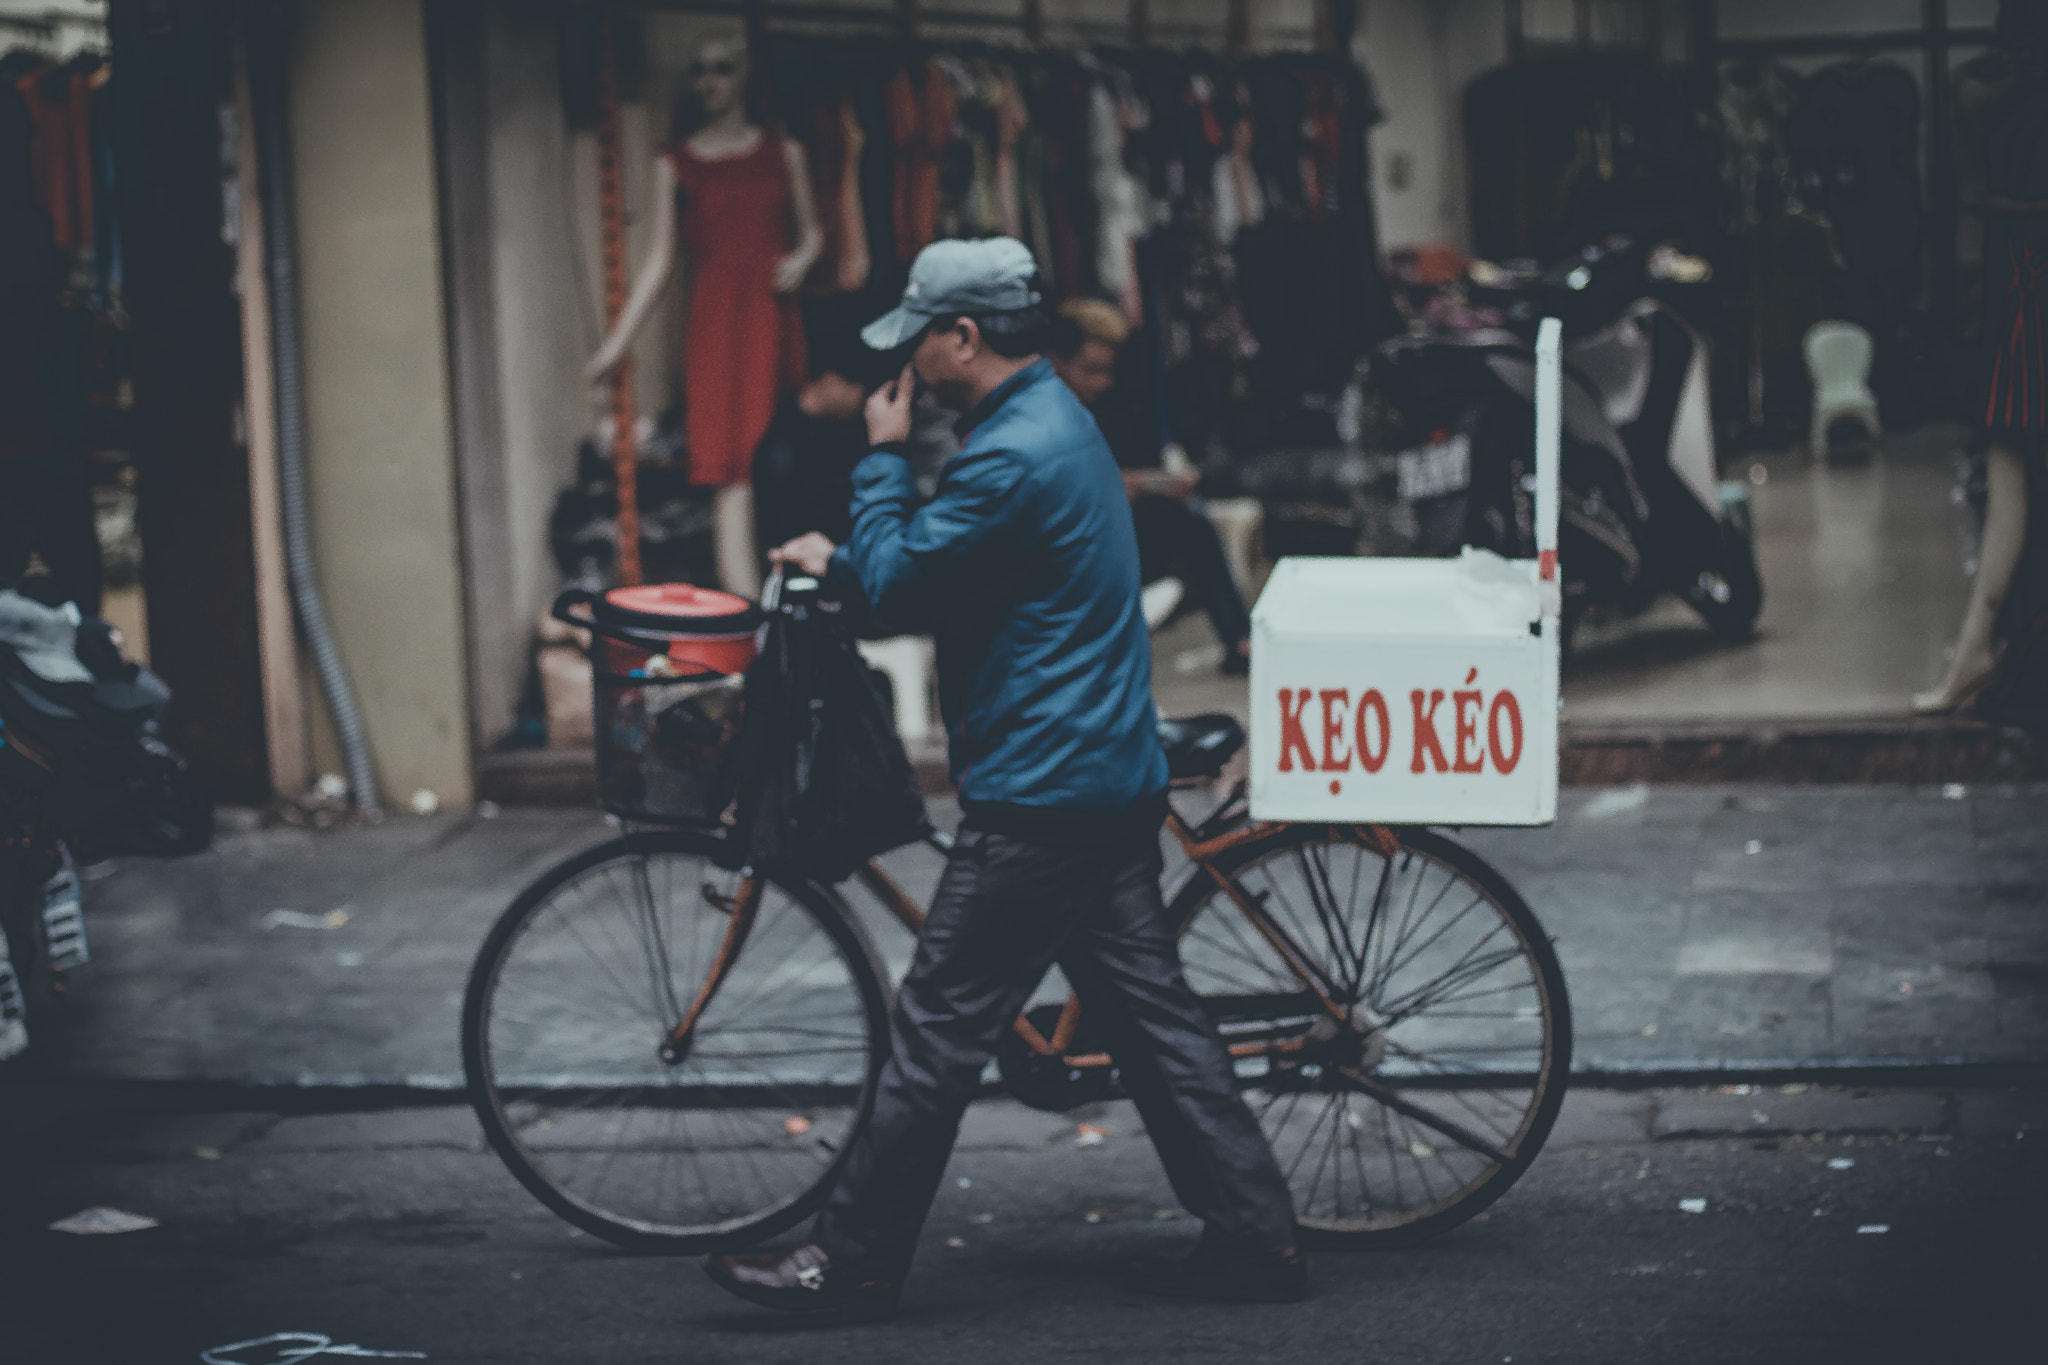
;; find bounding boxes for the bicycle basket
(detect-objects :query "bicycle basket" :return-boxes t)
[557,586,760,826]
[594,668,747,824]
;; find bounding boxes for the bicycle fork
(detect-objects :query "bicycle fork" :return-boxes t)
[657,874,765,1065]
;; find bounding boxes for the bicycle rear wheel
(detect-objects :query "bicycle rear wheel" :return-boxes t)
[1172,825,1571,1248]
[462,831,888,1252]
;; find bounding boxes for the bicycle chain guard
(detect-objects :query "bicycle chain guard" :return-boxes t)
[996,1004,1116,1113]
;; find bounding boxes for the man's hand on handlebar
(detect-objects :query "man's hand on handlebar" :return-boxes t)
[769,532,837,579]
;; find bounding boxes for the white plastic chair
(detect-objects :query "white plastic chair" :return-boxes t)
[1141,577,1185,630]
[1803,320,1881,459]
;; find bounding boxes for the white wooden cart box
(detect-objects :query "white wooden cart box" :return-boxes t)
[1249,320,1566,828]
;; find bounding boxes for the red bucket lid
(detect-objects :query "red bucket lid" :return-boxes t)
[596,582,759,635]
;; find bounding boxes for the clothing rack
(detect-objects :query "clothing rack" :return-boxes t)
[632,0,1330,53]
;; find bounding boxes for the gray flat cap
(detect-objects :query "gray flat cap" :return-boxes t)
[861,237,1042,350]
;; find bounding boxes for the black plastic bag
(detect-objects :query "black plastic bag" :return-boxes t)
[728,584,931,883]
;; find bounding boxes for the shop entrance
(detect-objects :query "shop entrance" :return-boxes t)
[2,0,269,802]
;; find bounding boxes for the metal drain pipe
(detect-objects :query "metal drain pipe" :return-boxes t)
[247,11,381,817]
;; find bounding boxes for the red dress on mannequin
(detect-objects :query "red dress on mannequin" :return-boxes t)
[669,134,808,488]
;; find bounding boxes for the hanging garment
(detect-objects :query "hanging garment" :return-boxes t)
[1982,87,2048,433]
[670,134,808,488]
[834,94,872,293]
[849,53,898,294]
[0,296,54,462]
[887,59,951,265]
[1,80,57,308]
[797,81,871,298]
[886,62,922,267]
[15,65,97,255]
[1036,62,1095,299]
[994,66,1028,242]
[1089,75,1145,320]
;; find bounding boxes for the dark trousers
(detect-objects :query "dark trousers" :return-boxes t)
[0,457,101,617]
[1130,495,1250,649]
[812,827,1298,1277]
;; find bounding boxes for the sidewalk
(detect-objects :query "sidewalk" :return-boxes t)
[18,785,2047,1090]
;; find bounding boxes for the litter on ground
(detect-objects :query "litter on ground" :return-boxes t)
[260,908,350,932]
[199,1331,426,1364]
[1083,1201,1143,1224]
[48,1207,159,1235]
[1677,1198,1708,1214]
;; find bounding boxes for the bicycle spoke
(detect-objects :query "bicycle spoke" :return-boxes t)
[473,843,880,1246]
[1178,829,1566,1240]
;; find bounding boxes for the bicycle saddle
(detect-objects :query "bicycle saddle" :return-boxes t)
[1156,713,1245,781]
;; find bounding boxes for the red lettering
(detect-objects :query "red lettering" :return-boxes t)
[1355,689,1390,773]
[1452,689,1485,773]
[1319,689,1352,771]
[1409,689,1449,774]
[1489,691,1524,775]
[1278,689,1316,772]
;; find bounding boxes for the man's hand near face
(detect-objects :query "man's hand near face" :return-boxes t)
[866,362,917,446]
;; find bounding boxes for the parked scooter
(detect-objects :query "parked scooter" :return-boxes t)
[0,588,210,1061]
[1370,235,1761,650]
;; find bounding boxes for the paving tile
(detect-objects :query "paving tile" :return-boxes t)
[1662,974,1831,1059]
[1833,953,1996,1001]
[1542,1089,1654,1146]
[251,1109,486,1154]
[1677,890,1833,976]
[1830,820,1988,889]
[1832,986,2002,1060]
[1953,1087,2048,1137]
[1559,971,1673,1042]
[1650,1088,1946,1138]
[1976,848,2048,889]
[1521,869,1692,921]
[1969,788,2048,842]
[1690,832,1836,893]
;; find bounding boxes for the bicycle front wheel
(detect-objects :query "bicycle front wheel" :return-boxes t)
[462,831,888,1252]
[1173,824,1571,1248]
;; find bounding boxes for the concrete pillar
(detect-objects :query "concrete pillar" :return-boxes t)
[288,0,472,807]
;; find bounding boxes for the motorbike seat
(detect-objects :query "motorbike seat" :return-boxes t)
[1157,713,1245,781]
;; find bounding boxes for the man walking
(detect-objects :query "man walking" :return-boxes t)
[706,238,1303,1321]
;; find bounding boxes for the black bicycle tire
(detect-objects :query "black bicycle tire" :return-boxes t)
[1170,822,1573,1249]
[461,830,890,1254]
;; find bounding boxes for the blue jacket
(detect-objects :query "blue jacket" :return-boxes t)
[832,359,1169,826]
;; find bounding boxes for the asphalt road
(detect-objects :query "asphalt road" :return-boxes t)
[2,1086,2040,1365]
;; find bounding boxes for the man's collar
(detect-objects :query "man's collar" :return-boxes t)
[953,357,1051,440]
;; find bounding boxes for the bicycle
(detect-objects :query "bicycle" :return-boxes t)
[462,590,1572,1257]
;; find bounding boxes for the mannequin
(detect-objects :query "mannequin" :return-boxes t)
[1915,441,2029,712]
[584,37,822,599]
[1915,64,2048,715]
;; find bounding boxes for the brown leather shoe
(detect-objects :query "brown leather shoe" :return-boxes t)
[704,1243,900,1321]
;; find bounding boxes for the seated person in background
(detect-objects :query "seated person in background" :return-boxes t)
[1050,298,1251,675]
[752,328,887,553]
